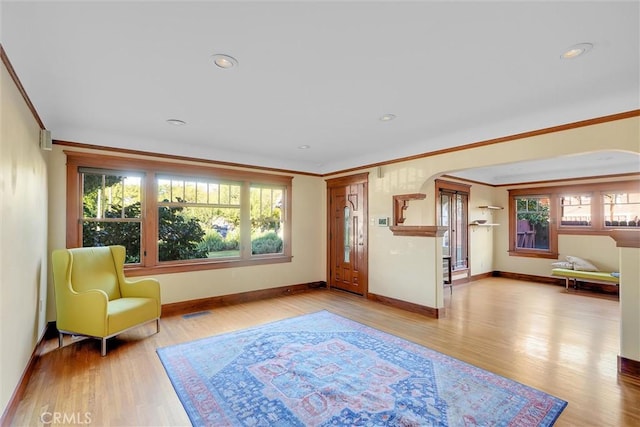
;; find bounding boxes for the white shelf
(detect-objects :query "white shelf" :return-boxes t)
[478,205,503,210]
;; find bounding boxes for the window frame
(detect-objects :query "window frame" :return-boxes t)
[79,168,145,264]
[509,190,557,258]
[508,180,639,259]
[66,151,293,276]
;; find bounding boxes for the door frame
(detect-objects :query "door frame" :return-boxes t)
[326,172,369,296]
[435,179,470,275]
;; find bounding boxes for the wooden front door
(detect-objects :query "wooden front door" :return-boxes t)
[327,173,368,295]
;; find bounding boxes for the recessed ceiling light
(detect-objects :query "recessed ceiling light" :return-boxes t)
[298,145,311,149]
[380,114,396,121]
[166,119,187,126]
[561,43,593,59]
[211,54,238,69]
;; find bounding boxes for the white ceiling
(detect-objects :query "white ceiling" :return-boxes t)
[2,1,639,182]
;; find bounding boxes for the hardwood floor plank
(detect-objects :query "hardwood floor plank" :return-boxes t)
[9,278,640,426]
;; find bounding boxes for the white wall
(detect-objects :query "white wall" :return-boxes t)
[0,62,50,417]
[46,146,327,307]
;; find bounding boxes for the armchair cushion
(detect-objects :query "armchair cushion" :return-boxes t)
[107,297,159,335]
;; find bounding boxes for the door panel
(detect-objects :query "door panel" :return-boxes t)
[327,175,368,295]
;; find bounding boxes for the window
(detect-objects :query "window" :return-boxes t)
[250,185,285,255]
[157,176,242,261]
[515,196,550,250]
[560,194,591,226]
[66,152,292,275]
[509,180,639,259]
[602,191,640,227]
[81,168,143,263]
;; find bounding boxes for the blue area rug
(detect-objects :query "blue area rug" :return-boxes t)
[157,310,567,426]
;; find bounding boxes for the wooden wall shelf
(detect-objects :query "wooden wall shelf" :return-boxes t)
[610,229,640,248]
[389,225,448,237]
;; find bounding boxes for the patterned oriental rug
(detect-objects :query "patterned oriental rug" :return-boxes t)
[157,311,567,426]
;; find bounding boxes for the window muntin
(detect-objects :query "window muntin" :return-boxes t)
[66,152,292,275]
[81,169,143,263]
[560,194,591,226]
[602,191,640,227]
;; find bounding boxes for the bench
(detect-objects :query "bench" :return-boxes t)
[551,268,619,291]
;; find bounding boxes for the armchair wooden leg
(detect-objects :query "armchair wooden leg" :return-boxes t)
[101,338,107,357]
[59,332,64,348]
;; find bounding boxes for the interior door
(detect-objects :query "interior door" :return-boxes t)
[327,174,368,295]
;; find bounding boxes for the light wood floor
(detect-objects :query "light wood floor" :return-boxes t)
[10,278,640,426]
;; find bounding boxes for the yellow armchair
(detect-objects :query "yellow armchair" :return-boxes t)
[52,245,161,356]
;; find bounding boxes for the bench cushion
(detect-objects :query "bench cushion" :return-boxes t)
[552,268,619,285]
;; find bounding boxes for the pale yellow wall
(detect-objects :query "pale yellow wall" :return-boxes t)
[491,176,635,277]
[468,185,501,276]
[356,117,639,307]
[46,146,327,307]
[0,63,50,416]
[620,246,640,360]
[3,48,639,416]
[329,116,640,363]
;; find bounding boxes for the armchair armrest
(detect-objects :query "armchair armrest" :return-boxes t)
[110,245,161,304]
[120,277,161,301]
[58,289,109,337]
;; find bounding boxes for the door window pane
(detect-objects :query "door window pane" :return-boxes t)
[343,206,351,263]
[440,193,450,257]
[439,189,468,269]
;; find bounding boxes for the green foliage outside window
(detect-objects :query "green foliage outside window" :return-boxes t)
[516,197,550,249]
[251,232,283,254]
[82,202,141,264]
[82,171,286,264]
[158,200,209,261]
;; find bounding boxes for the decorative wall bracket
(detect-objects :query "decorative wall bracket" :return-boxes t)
[393,193,426,226]
[389,193,446,237]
